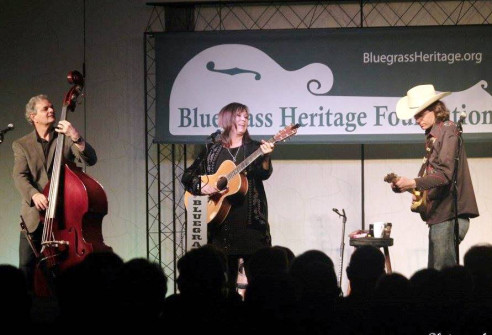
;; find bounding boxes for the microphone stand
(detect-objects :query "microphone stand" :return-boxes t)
[333,208,347,292]
[452,119,464,264]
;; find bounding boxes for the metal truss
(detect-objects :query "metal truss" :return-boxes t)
[145,0,492,293]
[145,4,188,293]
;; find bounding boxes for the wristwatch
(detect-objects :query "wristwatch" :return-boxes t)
[73,136,84,144]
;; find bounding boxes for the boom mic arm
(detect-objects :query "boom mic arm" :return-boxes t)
[333,208,346,219]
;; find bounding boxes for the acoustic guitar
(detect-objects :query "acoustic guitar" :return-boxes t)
[184,124,300,225]
[384,172,428,221]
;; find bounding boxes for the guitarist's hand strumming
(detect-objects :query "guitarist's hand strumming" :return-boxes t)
[201,182,220,195]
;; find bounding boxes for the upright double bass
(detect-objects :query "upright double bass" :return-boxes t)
[35,71,112,296]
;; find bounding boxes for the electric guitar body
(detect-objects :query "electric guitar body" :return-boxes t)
[384,172,428,221]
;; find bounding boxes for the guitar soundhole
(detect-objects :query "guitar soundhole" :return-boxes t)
[217,177,228,191]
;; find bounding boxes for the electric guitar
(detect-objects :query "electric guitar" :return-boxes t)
[384,172,428,221]
[184,123,300,225]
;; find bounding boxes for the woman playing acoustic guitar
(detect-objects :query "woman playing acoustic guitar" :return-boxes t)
[182,102,275,295]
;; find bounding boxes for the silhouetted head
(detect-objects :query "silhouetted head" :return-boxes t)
[374,272,411,304]
[464,243,492,297]
[56,251,124,324]
[291,249,334,270]
[290,250,339,302]
[410,267,442,302]
[245,246,290,284]
[273,245,295,266]
[346,246,385,295]
[441,265,473,303]
[177,245,228,297]
[116,258,167,320]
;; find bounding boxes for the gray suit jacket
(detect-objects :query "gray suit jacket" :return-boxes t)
[12,130,97,231]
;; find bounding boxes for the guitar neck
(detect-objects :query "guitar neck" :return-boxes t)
[226,138,274,181]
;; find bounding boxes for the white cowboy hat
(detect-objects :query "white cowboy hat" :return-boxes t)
[396,84,451,120]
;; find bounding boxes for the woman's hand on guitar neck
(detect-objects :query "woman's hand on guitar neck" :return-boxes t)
[260,140,274,155]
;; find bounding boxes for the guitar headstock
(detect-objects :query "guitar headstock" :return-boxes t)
[273,123,300,143]
[384,173,399,183]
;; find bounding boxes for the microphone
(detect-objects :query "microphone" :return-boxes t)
[333,208,347,219]
[207,129,222,141]
[458,112,466,124]
[0,123,14,134]
[0,123,14,143]
[456,112,466,132]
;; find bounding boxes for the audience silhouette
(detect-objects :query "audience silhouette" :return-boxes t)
[337,245,386,334]
[371,272,412,334]
[55,251,124,327]
[290,249,340,334]
[0,264,31,326]
[463,244,492,333]
[245,245,291,283]
[114,258,167,326]
[3,242,492,333]
[409,267,443,333]
[162,245,242,334]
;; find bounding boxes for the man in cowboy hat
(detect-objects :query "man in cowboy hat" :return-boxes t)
[390,84,479,270]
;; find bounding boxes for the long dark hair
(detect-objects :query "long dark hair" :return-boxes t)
[217,102,251,147]
[428,101,450,122]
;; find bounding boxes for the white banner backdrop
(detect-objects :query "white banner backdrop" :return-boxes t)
[156,26,492,144]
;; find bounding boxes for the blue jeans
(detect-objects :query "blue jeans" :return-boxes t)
[428,218,469,270]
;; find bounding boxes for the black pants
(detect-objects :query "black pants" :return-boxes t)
[19,224,42,292]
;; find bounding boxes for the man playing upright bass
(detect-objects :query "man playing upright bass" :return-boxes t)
[12,94,97,292]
